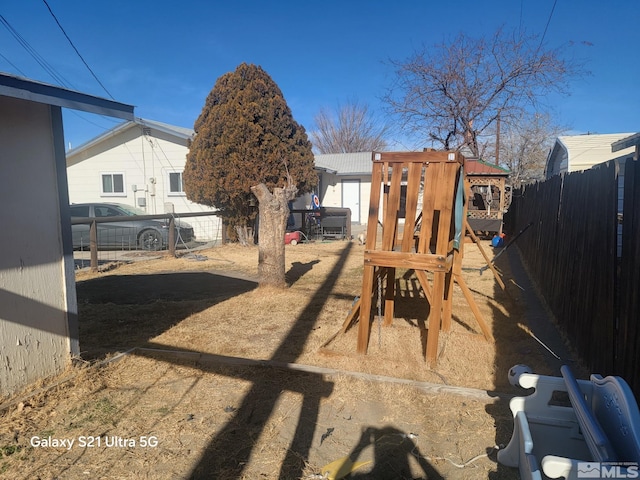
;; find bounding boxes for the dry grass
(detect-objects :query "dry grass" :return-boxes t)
[0,238,572,479]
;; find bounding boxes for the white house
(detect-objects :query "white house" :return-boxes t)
[545,133,635,179]
[546,132,638,258]
[314,152,373,224]
[66,118,222,241]
[0,73,134,397]
[68,125,377,232]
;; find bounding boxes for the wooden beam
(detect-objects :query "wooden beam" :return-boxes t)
[357,265,375,353]
[374,151,463,164]
[454,274,494,342]
[384,267,395,326]
[426,271,446,365]
[414,269,433,304]
[382,163,403,250]
[364,251,451,271]
[464,220,506,291]
[341,297,361,333]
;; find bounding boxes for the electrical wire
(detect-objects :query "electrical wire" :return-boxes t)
[538,0,558,51]
[41,0,114,100]
[0,51,27,76]
[0,14,73,88]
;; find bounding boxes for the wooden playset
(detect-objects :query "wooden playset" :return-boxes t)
[340,150,493,364]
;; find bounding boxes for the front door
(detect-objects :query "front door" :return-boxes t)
[342,179,360,223]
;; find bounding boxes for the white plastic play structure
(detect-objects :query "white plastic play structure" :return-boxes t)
[498,365,640,479]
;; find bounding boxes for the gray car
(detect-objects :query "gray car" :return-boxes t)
[70,203,195,250]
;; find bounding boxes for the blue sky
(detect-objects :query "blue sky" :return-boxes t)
[1,0,638,150]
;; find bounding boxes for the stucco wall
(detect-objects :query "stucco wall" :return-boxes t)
[0,96,75,396]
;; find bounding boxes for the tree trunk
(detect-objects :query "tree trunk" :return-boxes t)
[250,182,297,289]
[235,225,251,246]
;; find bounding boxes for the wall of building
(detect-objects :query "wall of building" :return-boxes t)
[0,96,76,396]
[67,127,221,241]
[319,172,371,225]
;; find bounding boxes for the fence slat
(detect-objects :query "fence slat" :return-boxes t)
[505,159,638,399]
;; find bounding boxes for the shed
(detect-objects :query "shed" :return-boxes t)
[314,152,373,224]
[0,73,133,397]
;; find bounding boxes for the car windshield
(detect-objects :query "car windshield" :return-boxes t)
[115,205,149,216]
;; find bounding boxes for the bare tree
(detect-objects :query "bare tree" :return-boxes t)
[497,112,567,187]
[310,100,389,153]
[384,27,584,156]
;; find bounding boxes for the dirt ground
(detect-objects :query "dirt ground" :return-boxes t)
[0,236,580,479]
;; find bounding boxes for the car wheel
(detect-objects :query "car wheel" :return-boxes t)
[138,229,162,251]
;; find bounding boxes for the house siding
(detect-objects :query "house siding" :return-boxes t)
[0,97,75,396]
[67,123,221,241]
[315,153,373,225]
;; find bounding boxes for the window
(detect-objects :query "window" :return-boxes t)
[94,206,123,217]
[69,205,90,217]
[168,171,184,195]
[101,173,125,196]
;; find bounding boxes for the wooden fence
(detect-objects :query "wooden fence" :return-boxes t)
[504,159,640,397]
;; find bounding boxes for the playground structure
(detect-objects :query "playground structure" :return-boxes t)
[341,150,494,364]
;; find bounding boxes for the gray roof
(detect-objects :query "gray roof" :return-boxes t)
[0,72,134,120]
[66,117,193,157]
[314,152,374,175]
[137,118,194,139]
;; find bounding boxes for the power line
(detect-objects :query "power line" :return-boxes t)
[0,51,27,76]
[0,13,73,88]
[519,0,523,36]
[41,0,114,100]
[538,0,558,49]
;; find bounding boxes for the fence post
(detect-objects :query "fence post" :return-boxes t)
[90,220,98,272]
[168,217,176,257]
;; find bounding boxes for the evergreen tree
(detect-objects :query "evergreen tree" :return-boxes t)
[184,63,316,244]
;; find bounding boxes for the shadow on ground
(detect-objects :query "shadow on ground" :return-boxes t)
[124,243,444,479]
[486,239,579,479]
[77,272,257,359]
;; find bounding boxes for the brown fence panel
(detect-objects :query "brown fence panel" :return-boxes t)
[505,160,634,394]
[618,160,640,394]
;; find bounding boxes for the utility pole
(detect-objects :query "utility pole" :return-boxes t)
[495,111,501,165]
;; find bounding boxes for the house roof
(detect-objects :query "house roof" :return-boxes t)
[0,72,134,120]
[465,159,509,175]
[314,152,374,176]
[550,133,635,174]
[314,152,510,177]
[612,132,640,152]
[66,117,194,157]
[137,118,194,139]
